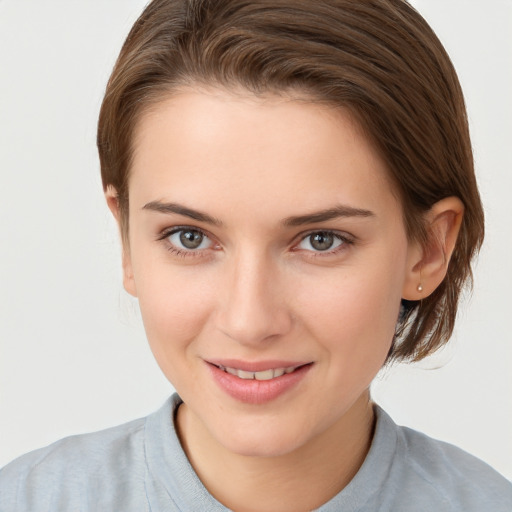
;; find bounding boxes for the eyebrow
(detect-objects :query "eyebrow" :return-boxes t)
[143,200,375,227]
[282,205,375,226]
[143,201,223,226]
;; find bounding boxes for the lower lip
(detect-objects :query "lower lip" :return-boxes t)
[207,363,312,405]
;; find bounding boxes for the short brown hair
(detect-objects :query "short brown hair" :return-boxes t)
[97,0,484,362]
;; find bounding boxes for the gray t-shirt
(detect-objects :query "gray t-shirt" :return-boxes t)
[1,394,511,511]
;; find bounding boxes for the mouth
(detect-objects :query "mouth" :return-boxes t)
[211,363,308,381]
[206,360,313,404]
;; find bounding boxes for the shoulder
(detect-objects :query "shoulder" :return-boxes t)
[0,416,148,512]
[389,411,512,511]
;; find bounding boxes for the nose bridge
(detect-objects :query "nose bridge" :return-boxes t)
[217,245,292,345]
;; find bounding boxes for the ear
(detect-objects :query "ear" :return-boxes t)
[105,186,137,298]
[402,197,464,300]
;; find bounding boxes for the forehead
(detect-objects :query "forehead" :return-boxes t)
[129,88,399,221]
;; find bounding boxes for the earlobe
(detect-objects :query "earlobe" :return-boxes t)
[105,185,121,221]
[105,186,138,298]
[402,197,464,300]
[122,252,138,298]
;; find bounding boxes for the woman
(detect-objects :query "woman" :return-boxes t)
[1,1,511,510]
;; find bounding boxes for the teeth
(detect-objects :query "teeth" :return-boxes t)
[273,368,285,378]
[237,370,256,379]
[254,369,274,381]
[218,365,299,380]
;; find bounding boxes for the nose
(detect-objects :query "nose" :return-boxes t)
[215,249,293,347]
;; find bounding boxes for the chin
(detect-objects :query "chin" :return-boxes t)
[214,420,310,458]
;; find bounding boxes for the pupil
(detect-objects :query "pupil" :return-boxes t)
[180,230,203,249]
[311,232,333,251]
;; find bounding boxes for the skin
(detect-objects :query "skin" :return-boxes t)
[107,87,463,512]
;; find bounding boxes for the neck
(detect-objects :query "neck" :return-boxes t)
[176,391,375,512]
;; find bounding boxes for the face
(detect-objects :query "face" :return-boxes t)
[122,88,420,457]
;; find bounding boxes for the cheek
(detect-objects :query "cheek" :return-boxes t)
[133,262,215,371]
[294,252,405,366]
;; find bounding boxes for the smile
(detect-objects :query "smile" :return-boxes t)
[207,361,313,404]
[214,364,300,381]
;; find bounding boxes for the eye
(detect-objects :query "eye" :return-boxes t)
[166,228,213,251]
[297,231,345,252]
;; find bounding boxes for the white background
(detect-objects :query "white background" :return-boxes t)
[0,1,511,479]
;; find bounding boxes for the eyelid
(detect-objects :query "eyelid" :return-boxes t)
[157,225,211,241]
[157,225,220,255]
[292,229,355,254]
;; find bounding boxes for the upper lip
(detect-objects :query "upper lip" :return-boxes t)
[206,359,312,372]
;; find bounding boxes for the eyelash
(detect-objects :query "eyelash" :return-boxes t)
[157,226,216,259]
[157,226,355,259]
[294,230,355,257]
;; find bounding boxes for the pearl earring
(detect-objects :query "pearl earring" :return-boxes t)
[417,284,423,293]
